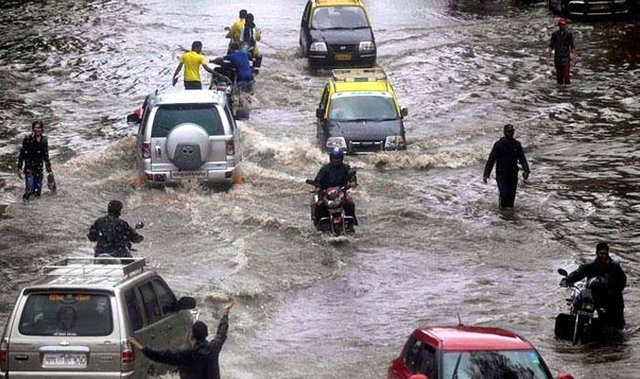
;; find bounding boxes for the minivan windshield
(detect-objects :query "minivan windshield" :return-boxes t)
[152,104,224,137]
[312,6,369,29]
[329,94,397,121]
[19,293,113,336]
[442,350,552,379]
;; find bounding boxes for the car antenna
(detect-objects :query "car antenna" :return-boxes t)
[457,312,463,327]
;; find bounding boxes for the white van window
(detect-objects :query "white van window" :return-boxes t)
[19,293,113,336]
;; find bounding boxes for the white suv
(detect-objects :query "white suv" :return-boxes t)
[0,257,196,378]
[127,90,242,189]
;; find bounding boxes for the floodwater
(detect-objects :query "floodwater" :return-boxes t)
[1,0,639,378]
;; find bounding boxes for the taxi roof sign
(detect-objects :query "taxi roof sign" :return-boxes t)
[314,0,364,6]
[331,67,387,83]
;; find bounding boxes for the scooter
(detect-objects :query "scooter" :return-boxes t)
[305,179,355,236]
[555,268,606,344]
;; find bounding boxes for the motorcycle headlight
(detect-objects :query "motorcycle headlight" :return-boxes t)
[359,41,375,51]
[326,137,347,149]
[310,42,328,52]
[326,199,340,208]
[582,303,594,311]
[385,135,405,150]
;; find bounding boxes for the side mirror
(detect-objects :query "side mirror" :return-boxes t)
[316,108,324,118]
[401,107,409,118]
[558,268,568,277]
[134,221,145,230]
[177,296,196,310]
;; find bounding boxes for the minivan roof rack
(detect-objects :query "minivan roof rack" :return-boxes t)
[332,66,387,83]
[43,257,146,277]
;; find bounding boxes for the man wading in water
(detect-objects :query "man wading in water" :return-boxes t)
[547,17,577,85]
[483,124,530,208]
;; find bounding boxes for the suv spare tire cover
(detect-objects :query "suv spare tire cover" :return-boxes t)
[166,123,211,171]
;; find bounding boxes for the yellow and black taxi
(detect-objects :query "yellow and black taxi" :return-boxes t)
[300,0,376,68]
[316,67,408,154]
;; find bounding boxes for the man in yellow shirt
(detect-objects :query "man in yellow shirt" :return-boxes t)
[225,9,247,47]
[172,41,217,90]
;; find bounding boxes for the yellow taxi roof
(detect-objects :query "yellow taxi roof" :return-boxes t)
[313,0,364,7]
[330,67,392,93]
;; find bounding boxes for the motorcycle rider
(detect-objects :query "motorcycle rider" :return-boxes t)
[88,200,144,258]
[312,148,358,230]
[238,13,262,73]
[560,242,627,328]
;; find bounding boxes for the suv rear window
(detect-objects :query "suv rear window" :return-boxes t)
[152,104,224,137]
[19,293,113,336]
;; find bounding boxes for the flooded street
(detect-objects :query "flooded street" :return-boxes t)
[1,0,640,377]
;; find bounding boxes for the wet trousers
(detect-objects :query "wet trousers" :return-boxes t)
[23,169,43,200]
[555,63,571,85]
[603,293,625,329]
[496,174,518,208]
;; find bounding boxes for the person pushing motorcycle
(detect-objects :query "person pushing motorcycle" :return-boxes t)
[312,148,358,230]
[88,200,144,258]
[560,242,627,328]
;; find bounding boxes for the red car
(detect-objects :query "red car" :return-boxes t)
[388,324,573,379]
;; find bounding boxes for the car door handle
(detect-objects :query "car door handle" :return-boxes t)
[155,146,161,158]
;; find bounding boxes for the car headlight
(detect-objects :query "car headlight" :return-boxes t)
[385,135,405,150]
[359,41,375,51]
[310,42,327,52]
[326,137,347,149]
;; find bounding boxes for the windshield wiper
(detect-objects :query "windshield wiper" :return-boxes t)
[451,352,463,379]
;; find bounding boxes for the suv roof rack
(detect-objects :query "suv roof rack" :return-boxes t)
[331,67,387,83]
[43,257,146,278]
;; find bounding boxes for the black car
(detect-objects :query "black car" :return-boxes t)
[300,0,377,68]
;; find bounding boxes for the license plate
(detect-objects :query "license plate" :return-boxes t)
[172,171,206,179]
[43,353,87,367]
[334,53,352,61]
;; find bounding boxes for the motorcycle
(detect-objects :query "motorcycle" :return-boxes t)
[209,58,255,120]
[554,268,606,344]
[305,177,356,236]
[95,221,145,262]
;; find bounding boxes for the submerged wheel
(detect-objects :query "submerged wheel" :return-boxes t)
[572,314,581,345]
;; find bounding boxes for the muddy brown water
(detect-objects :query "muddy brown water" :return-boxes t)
[1,0,639,377]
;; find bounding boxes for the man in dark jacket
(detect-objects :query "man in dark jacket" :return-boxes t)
[560,242,627,328]
[129,298,234,379]
[17,120,53,201]
[547,17,577,85]
[313,148,358,228]
[88,200,143,257]
[483,124,530,208]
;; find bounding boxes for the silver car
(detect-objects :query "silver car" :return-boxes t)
[0,257,196,378]
[127,90,242,188]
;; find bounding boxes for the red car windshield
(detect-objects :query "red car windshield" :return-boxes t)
[442,350,552,379]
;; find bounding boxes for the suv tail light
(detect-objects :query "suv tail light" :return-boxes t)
[0,337,8,363]
[141,142,151,159]
[121,339,134,364]
[225,140,235,155]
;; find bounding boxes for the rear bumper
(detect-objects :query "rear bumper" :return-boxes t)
[566,0,632,15]
[1,372,130,378]
[141,168,238,185]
